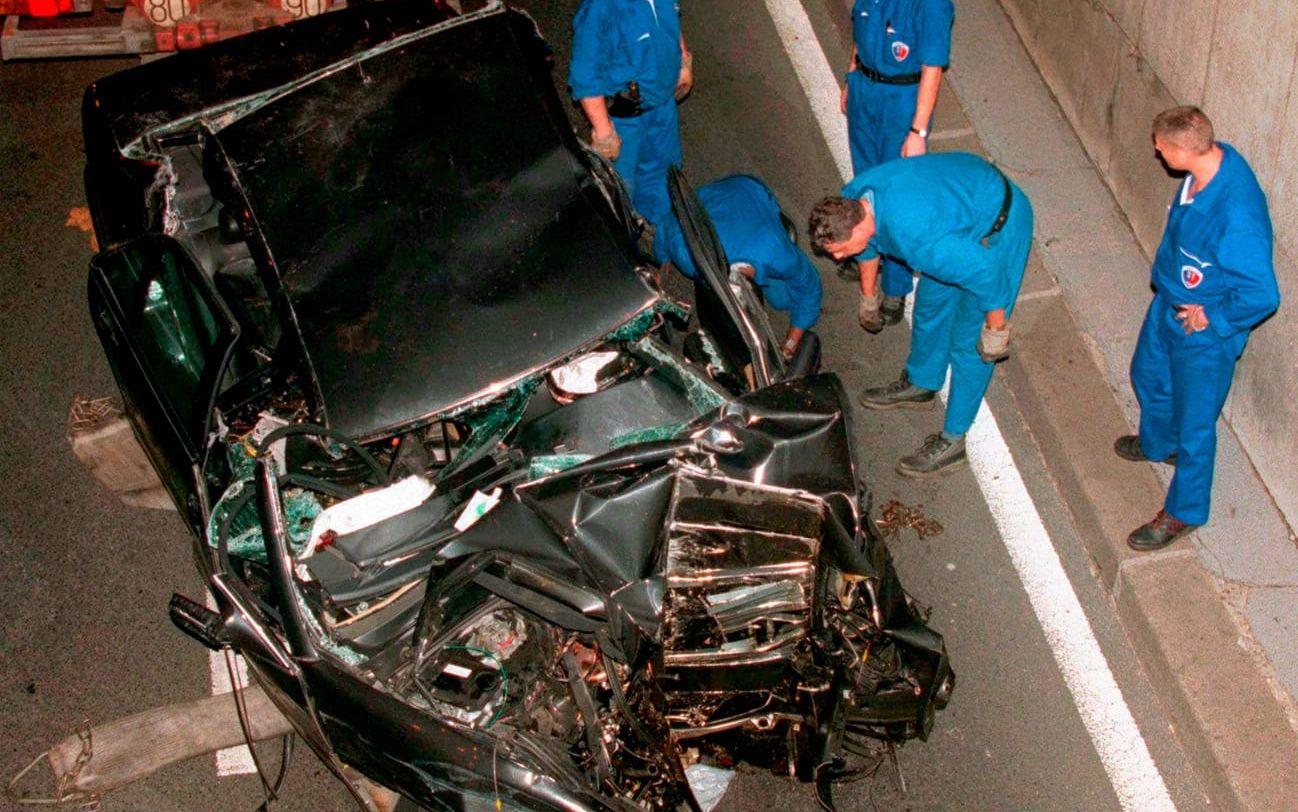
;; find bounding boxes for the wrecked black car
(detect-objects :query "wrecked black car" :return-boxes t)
[66,1,952,808]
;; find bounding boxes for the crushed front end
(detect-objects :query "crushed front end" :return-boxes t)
[228,372,953,811]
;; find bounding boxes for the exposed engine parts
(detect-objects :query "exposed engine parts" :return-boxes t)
[213,368,952,811]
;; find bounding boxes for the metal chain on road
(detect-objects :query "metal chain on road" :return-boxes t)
[5,718,102,810]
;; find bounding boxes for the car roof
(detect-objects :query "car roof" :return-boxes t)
[82,0,460,158]
[207,5,656,439]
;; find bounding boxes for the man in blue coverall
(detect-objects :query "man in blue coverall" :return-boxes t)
[657,175,823,358]
[840,0,954,327]
[569,0,691,235]
[810,152,1033,477]
[1117,107,1280,550]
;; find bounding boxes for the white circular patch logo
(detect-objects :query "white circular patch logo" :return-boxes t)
[1181,265,1204,289]
[892,41,911,61]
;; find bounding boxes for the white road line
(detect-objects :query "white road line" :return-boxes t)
[761,2,853,182]
[761,2,1176,809]
[1016,287,1063,303]
[207,592,257,776]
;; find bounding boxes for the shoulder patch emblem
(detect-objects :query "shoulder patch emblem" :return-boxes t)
[892,41,910,61]
[1181,265,1204,289]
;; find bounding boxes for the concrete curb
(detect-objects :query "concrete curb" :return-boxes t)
[1000,268,1298,810]
[1115,553,1298,811]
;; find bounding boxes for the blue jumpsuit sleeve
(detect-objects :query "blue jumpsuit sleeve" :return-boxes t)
[907,233,1010,311]
[656,215,697,279]
[1204,227,1280,339]
[855,242,880,263]
[569,0,616,100]
[752,244,823,330]
[916,0,954,68]
[783,251,823,329]
[841,175,869,199]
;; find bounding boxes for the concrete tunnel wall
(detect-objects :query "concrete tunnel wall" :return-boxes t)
[994,0,1298,528]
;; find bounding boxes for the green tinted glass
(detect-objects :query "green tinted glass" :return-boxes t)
[102,243,224,442]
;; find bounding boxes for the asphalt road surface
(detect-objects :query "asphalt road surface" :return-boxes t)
[0,1,1212,810]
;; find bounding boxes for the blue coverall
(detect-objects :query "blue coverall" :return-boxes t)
[1130,142,1279,525]
[569,0,683,232]
[657,175,823,332]
[846,0,954,299]
[844,152,1033,436]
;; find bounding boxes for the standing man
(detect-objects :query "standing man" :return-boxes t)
[809,152,1032,477]
[841,0,954,327]
[656,174,823,358]
[569,0,692,234]
[1118,107,1279,550]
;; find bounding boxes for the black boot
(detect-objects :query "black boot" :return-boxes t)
[1114,435,1176,464]
[880,294,905,325]
[1127,510,1197,551]
[897,433,968,478]
[859,372,936,411]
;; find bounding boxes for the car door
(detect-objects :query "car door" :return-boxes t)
[92,239,347,787]
[667,166,787,390]
[88,234,241,530]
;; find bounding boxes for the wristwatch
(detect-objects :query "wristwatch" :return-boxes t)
[909,126,929,138]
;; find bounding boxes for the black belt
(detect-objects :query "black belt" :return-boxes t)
[857,64,922,85]
[981,171,1013,244]
[607,81,645,119]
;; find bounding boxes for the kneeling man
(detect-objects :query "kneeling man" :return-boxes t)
[658,174,823,358]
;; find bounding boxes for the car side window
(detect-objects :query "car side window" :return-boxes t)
[93,237,238,453]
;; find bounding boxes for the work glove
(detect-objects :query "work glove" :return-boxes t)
[675,50,694,101]
[858,289,883,334]
[977,322,1012,363]
[591,127,622,162]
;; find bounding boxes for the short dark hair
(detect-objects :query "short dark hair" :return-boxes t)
[1152,106,1214,155]
[808,196,865,251]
